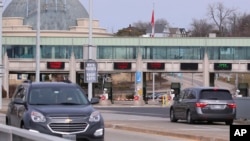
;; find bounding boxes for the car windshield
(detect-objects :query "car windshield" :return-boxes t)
[28,87,89,105]
[200,90,233,100]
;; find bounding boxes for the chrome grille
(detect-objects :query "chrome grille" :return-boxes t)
[49,122,88,133]
[48,116,89,134]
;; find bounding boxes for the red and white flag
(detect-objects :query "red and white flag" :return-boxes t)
[151,9,155,37]
[151,10,154,26]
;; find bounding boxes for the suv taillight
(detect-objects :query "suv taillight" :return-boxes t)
[227,103,236,109]
[196,102,207,108]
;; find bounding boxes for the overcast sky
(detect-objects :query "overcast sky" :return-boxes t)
[80,0,250,33]
[3,0,250,33]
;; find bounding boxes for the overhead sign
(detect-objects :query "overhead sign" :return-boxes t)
[84,60,98,83]
[147,63,165,70]
[47,62,65,69]
[180,63,198,70]
[247,63,250,70]
[113,62,131,70]
[214,63,232,70]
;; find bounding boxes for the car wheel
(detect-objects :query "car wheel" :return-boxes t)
[186,111,194,124]
[20,122,25,129]
[5,117,9,125]
[225,120,233,125]
[170,109,178,122]
[207,121,213,124]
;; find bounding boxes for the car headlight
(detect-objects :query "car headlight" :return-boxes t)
[31,111,46,122]
[89,111,101,122]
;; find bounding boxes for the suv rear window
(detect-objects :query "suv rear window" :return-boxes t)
[200,90,233,100]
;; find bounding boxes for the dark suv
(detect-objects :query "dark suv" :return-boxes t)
[6,81,104,141]
[170,87,236,125]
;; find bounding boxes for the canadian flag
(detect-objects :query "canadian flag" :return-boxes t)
[151,10,154,27]
[151,10,155,37]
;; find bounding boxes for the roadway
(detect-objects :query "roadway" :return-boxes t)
[164,73,235,92]
[96,105,230,141]
[0,105,230,141]
[0,98,232,141]
[0,73,242,141]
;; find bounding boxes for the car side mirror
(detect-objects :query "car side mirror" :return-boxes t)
[14,98,26,105]
[173,96,178,101]
[90,97,100,104]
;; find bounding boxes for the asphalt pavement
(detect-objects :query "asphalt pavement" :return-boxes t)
[0,73,247,141]
[1,98,249,141]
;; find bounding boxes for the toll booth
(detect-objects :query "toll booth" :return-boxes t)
[238,83,249,97]
[104,75,113,104]
[171,82,181,95]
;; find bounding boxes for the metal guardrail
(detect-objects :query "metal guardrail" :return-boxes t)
[0,124,70,141]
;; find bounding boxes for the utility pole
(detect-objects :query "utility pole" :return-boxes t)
[0,0,3,109]
[35,0,40,82]
[88,0,93,100]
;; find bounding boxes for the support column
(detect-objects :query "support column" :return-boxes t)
[3,53,9,98]
[134,52,144,106]
[69,52,76,83]
[203,50,209,87]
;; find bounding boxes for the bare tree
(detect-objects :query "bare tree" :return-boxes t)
[133,18,169,30]
[227,12,239,36]
[227,12,250,37]
[155,18,169,27]
[207,2,235,36]
[237,14,250,37]
[133,21,149,31]
[189,19,214,37]
[115,24,145,37]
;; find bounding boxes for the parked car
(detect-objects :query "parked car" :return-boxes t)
[146,93,163,100]
[169,87,236,125]
[6,81,104,141]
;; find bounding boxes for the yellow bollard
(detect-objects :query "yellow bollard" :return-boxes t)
[162,94,168,106]
[162,94,171,107]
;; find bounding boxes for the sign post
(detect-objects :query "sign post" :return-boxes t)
[85,59,97,101]
[84,59,98,83]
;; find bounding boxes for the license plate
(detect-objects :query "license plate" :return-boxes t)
[62,134,76,141]
[211,105,224,109]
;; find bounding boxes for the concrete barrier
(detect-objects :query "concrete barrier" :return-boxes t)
[234,97,250,120]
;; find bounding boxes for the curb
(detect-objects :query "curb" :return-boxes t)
[104,123,227,141]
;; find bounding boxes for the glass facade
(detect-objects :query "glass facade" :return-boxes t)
[97,46,137,59]
[4,44,250,60]
[140,46,204,59]
[207,46,250,60]
[4,45,83,59]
